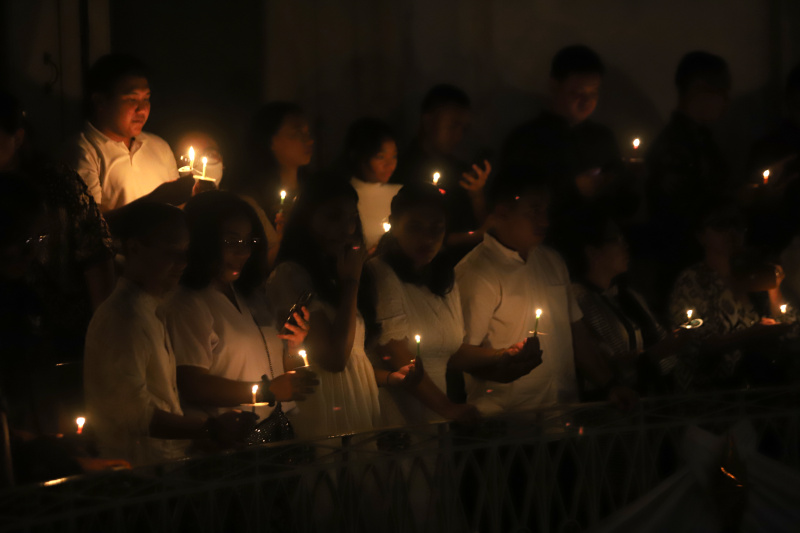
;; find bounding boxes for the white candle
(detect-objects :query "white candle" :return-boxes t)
[414,334,421,359]
[280,190,287,206]
[687,309,693,321]
[533,308,542,337]
[432,172,440,186]
[299,349,309,367]
[632,138,640,150]
[188,146,195,170]
[763,170,770,185]
[383,222,391,233]
[201,156,208,178]
[251,384,258,404]
[76,417,85,435]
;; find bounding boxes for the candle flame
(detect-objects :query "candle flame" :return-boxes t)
[280,190,287,200]
[763,169,770,184]
[298,349,308,366]
[202,156,208,165]
[76,417,85,429]
[188,146,195,161]
[781,304,787,314]
[414,334,421,343]
[535,309,542,318]
[432,172,440,185]
[251,384,258,395]
[383,222,391,233]
[633,138,640,149]
[687,309,693,320]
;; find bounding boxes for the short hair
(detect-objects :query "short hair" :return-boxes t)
[486,168,550,212]
[112,200,185,244]
[181,191,268,296]
[550,45,605,81]
[85,54,148,116]
[548,207,620,279]
[341,118,396,179]
[421,84,470,114]
[0,91,25,135]
[674,51,730,94]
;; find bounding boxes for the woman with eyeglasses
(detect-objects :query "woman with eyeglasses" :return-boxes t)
[164,191,318,425]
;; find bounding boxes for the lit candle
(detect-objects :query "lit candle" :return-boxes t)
[76,417,85,435]
[781,304,787,316]
[280,190,287,206]
[687,309,693,321]
[299,349,309,367]
[251,384,258,405]
[383,222,391,233]
[763,170,770,185]
[632,138,640,150]
[414,334,421,360]
[188,146,195,170]
[201,156,208,178]
[533,309,542,337]
[432,172,440,186]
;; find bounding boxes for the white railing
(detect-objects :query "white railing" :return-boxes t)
[1,387,799,532]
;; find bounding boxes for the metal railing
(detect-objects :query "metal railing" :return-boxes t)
[1,387,799,532]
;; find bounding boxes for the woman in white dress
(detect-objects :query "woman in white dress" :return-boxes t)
[337,118,402,252]
[268,180,421,439]
[165,191,318,423]
[369,183,479,425]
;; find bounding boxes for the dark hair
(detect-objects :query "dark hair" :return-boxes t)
[550,45,605,81]
[277,178,379,339]
[0,91,25,136]
[377,183,454,297]
[85,54,148,116]
[486,169,551,212]
[338,118,396,181]
[0,173,45,247]
[675,51,730,95]
[549,207,620,280]
[421,84,471,114]
[181,191,268,296]
[112,200,185,245]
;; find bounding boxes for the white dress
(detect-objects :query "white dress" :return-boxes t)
[368,257,464,425]
[267,262,381,439]
[350,177,402,250]
[164,285,291,420]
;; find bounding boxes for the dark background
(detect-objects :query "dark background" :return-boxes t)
[3,0,800,177]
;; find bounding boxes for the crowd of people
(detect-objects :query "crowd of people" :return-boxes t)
[2,44,800,483]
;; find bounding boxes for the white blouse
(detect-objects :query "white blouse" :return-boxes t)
[369,257,464,424]
[164,285,289,420]
[267,262,381,439]
[350,177,402,250]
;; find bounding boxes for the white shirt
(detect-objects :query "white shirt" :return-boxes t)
[84,278,186,466]
[267,262,381,438]
[64,121,179,210]
[455,234,583,414]
[350,178,402,249]
[164,286,289,420]
[369,257,464,424]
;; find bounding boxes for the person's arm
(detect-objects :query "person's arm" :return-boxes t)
[449,341,542,383]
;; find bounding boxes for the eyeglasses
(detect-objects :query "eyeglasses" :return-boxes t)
[24,234,48,247]
[222,237,261,249]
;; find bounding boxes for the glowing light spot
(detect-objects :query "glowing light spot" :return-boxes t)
[632,138,640,149]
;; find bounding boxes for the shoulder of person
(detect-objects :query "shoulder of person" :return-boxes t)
[163,286,212,315]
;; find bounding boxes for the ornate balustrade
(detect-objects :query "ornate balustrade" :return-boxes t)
[1,387,799,532]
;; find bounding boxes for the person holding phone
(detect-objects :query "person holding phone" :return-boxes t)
[164,192,317,424]
[268,179,421,438]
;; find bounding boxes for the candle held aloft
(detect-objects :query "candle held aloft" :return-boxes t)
[76,416,85,435]
[533,309,542,337]
[188,146,195,170]
[299,349,309,367]
[763,170,770,185]
[432,172,440,185]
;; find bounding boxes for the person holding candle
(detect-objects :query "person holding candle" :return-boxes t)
[84,202,259,466]
[454,173,638,414]
[667,204,795,391]
[164,192,318,426]
[335,118,402,252]
[62,54,194,212]
[369,183,496,425]
[267,179,421,439]
[501,45,635,222]
[392,84,492,263]
[224,102,314,270]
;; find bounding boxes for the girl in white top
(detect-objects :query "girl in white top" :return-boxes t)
[165,192,318,422]
[337,118,402,251]
[369,183,479,425]
[268,180,421,439]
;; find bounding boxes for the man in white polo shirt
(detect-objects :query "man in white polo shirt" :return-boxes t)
[454,175,637,415]
[64,54,191,212]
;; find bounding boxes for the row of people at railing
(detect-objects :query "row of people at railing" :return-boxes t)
[2,45,799,484]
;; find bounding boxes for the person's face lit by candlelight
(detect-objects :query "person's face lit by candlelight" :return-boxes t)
[309,195,360,257]
[422,104,470,156]
[392,205,446,269]
[130,224,189,296]
[496,190,550,252]
[93,75,151,142]
[218,216,257,284]
[271,114,314,169]
[551,73,602,126]
[363,139,398,184]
